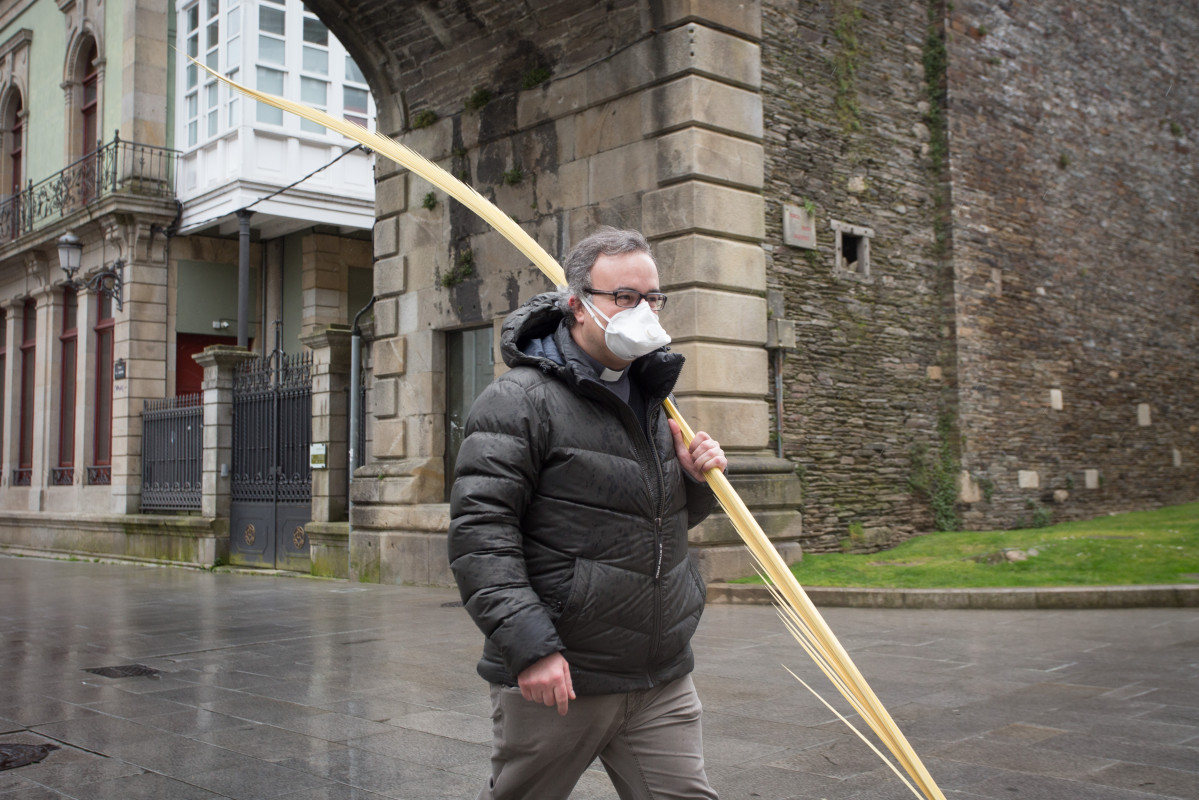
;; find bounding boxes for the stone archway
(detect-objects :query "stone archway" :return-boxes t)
[300,1,802,584]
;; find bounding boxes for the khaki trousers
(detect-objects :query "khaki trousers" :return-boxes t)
[477,674,718,800]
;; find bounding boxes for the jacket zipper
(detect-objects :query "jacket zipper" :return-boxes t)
[645,412,667,670]
[579,379,671,674]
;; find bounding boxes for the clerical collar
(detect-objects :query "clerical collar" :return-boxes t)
[577,349,631,402]
[599,366,625,382]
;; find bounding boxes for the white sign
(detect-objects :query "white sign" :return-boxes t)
[309,443,327,469]
[782,205,817,249]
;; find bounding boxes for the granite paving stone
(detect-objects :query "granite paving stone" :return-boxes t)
[184,761,336,800]
[273,748,447,791]
[273,785,397,800]
[1084,761,1199,797]
[63,770,233,799]
[0,746,144,793]
[0,772,41,794]
[195,722,351,762]
[1,555,1195,800]
[0,783,73,798]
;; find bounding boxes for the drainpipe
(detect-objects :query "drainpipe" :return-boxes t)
[773,348,785,459]
[236,209,252,348]
[348,296,377,484]
[765,290,797,461]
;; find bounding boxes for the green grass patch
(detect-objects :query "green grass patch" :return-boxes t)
[735,503,1199,588]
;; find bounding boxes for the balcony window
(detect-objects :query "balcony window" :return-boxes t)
[178,0,375,148]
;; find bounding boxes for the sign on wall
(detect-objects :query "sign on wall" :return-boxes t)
[782,204,817,249]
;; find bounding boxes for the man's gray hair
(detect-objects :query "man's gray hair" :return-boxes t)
[559,227,655,327]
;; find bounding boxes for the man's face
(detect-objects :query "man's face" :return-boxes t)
[569,250,661,369]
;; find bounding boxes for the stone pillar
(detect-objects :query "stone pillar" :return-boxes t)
[349,0,799,585]
[641,1,802,580]
[26,283,54,510]
[121,0,169,146]
[299,326,352,522]
[194,345,254,519]
[301,233,346,335]
[40,287,67,503]
[105,217,170,515]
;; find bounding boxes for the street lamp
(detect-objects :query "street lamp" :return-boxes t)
[57,232,124,311]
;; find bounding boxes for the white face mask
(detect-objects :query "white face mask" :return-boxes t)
[581,295,671,361]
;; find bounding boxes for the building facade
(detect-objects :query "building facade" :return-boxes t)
[306,0,1195,581]
[0,0,377,565]
[1,1,1194,582]
[0,0,180,549]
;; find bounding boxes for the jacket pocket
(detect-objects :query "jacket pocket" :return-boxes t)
[688,558,708,605]
[554,557,592,640]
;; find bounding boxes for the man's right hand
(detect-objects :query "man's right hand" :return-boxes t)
[517,652,575,715]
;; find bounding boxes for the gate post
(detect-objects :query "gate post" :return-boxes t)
[300,326,352,522]
[194,345,255,519]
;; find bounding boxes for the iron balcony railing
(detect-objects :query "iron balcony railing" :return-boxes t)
[0,134,178,242]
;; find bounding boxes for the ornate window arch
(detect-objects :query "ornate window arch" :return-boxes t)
[63,28,104,163]
[0,87,25,200]
[0,27,31,201]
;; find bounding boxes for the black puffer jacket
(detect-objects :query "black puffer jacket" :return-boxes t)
[448,293,715,695]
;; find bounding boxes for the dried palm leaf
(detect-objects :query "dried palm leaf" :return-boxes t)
[193,58,945,800]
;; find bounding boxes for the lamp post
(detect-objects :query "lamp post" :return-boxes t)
[57,232,124,311]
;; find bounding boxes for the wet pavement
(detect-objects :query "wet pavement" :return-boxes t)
[0,555,1196,800]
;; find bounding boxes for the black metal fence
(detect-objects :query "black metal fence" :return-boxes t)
[140,393,203,512]
[232,350,313,504]
[0,134,177,241]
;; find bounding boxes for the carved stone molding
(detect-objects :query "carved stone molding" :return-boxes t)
[23,250,48,291]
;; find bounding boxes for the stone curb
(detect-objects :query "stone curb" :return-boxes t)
[707,583,1199,609]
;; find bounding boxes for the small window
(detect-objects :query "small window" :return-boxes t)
[345,55,366,85]
[831,220,874,279]
[445,325,495,500]
[303,16,329,46]
[256,66,285,124]
[299,77,328,134]
[343,86,368,128]
[258,5,285,36]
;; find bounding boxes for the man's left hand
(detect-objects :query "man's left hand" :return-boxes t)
[669,419,727,481]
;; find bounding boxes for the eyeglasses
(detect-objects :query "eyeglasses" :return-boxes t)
[587,289,668,311]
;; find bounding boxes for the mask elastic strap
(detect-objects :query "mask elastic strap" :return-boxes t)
[579,294,611,329]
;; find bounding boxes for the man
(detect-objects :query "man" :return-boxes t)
[448,227,727,800]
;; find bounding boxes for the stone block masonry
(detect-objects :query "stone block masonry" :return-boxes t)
[294,0,1195,585]
[329,0,804,583]
[762,0,1197,543]
[761,0,950,549]
[946,0,1198,528]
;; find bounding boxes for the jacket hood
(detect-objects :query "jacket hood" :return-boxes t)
[500,292,685,404]
[501,292,567,370]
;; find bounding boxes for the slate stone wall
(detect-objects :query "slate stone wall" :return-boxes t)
[761,0,950,550]
[946,1,1199,528]
[309,0,1195,569]
[762,0,1197,545]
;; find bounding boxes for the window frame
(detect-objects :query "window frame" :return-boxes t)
[830,219,875,280]
[179,0,375,146]
[90,293,114,484]
[56,290,79,482]
[16,298,35,485]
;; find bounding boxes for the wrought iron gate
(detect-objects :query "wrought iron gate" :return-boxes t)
[141,393,203,512]
[229,344,313,570]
